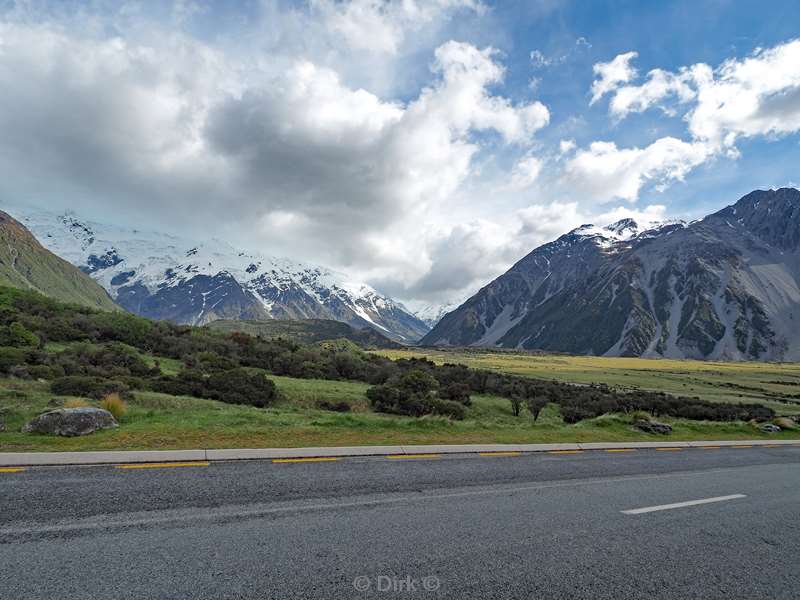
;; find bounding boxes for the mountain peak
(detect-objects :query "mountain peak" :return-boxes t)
[716,187,800,250]
[604,218,639,236]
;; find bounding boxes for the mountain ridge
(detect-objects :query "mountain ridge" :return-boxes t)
[422,188,800,361]
[0,210,118,311]
[10,207,429,343]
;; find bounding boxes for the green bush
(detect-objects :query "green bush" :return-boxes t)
[51,375,131,400]
[0,346,27,374]
[205,369,278,408]
[440,383,472,406]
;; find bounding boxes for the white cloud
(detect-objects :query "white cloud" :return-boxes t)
[609,66,702,119]
[590,51,638,104]
[312,0,485,55]
[0,19,550,282]
[688,39,800,147]
[562,137,711,202]
[558,139,576,155]
[506,155,543,191]
[592,39,800,150]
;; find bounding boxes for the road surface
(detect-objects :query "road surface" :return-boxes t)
[1,445,799,599]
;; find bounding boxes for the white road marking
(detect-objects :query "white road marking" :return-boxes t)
[622,494,747,515]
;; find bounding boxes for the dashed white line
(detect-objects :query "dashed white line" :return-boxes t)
[621,494,747,515]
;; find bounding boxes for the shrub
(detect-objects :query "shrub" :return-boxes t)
[0,347,27,374]
[100,393,128,420]
[509,396,524,417]
[440,383,472,406]
[367,383,465,419]
[395,369,439,395]
[51,376,131,400]
[428,398,466,420]
[205,369,277,408]
[317,400,351,412]
[27,364,63,380]
[526,396,548,421]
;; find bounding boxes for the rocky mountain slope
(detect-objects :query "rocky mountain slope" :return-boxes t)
[9,208,429,343]
[0,210,117,311]
[422,188,800,361]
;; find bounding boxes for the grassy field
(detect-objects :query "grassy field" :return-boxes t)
[1,370,798,452]
[377,349,800,416]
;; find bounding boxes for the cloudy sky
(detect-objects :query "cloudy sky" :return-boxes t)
[2,0,800,310]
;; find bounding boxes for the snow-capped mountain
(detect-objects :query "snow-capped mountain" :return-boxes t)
[422,188,800,361]
[412,298,470,329]
[9,207,430,343]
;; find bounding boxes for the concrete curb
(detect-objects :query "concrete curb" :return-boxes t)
[0,439,798,466]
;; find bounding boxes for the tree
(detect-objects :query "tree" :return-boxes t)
[526,396,548,421]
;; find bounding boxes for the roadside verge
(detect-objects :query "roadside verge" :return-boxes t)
[1,439,798,466]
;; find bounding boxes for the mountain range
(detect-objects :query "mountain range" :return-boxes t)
[8,207,429,343]
[423,188,800,361]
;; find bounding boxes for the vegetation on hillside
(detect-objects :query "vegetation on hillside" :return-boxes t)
[0,286,779,430]
[0,210,118,310]
[207,318,402,349]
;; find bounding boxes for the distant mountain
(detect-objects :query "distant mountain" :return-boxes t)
[0,210,117,311]
[422,188,800,361]
[10,208,429,343]
[207,318,403,349]
[412,299,467,328]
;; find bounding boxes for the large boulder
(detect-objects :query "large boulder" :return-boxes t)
[23,407,118,437]
[634,419,673,435]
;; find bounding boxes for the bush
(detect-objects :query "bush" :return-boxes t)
[51,376,131,400]
[367,383,465,420]
[526,396,548,421]
[317,400,351,412]
[440,383,472,406]
[100,393,128,420]
[0,347,27,374]
[428,398,466,420]
[27,364,64,380]
[205,369,277,408]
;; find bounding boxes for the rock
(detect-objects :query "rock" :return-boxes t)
[634,419,673,435]
[774,417,796,430]
[23,407,118,437]
[761,423,781,433]
[0,416,5,433]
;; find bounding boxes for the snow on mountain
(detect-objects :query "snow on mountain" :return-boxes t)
[411,298,469,329]
[9,207,430,343]
[422,190,800,361]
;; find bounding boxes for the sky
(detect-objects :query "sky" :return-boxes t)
[1,0,800,311]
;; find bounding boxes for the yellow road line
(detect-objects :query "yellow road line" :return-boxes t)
[606,449,636,453]
[547,450,583,455]
[698,446,721,449]
[656,448,682,452]
[730,445,753,449]
[272,457,339,463]
[0,467,25,473]
[763,445,782,448]
[478,452,522,457]
[386,454,441,460]
[115,462,210,470]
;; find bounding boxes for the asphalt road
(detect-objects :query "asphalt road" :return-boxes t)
[1,445,799,599]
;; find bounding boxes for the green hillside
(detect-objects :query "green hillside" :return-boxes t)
[0,210,117,310]
[207,318,402,349]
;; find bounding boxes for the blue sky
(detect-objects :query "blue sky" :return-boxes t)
[1,0,799,307]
